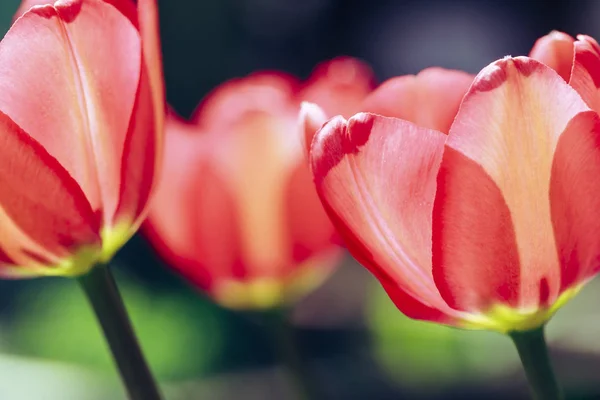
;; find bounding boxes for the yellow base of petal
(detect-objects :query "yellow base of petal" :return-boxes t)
[212,249,341,310]
[6,221,135,278]
[0,243,101,278]
[459,285,582,334]
[60,221,133,277]
[99,221,135,264]
[215,278,285,310]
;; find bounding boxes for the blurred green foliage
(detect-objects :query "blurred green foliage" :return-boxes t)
[367,282,519,393]
[7,275,224,381]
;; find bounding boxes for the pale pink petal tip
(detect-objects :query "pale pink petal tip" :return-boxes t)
[299,101,328,157]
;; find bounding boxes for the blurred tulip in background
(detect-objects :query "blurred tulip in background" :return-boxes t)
[530,31,600,113]
[146,58,373,309]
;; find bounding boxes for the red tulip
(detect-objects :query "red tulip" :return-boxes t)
[0,0,164,277]
[146,58,373,309]
[307,55,600,333]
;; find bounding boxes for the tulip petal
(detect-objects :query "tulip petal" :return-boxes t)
[285,158,337,266]
[193,73,297,131]
[433,148,522,311]
[550,111,600,291]
[188,75,304,278]
[361,68,474,134]
[145,118,241,290]
[529,31,574,82]
[15,0,138,24]
[115,62,157,226]
[298,101,328,158]
[432,57,591,312]
[570,35,600,113]
[13,0,54,20]
[300,57,374,118]
[138,0,165,123]
[310,113,457,322]
[0,111,99,272]
[104,0,165,228]
[220,111,300,278]
[103,0,138,27]
[137,0,164,148]
[0,0,141,223]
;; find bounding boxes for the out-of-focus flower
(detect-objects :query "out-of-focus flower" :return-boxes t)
[300,67,474,157]
[530,31,600,113]
[0,0,164,277]
[146,58,373,309]
[307,55,600,333]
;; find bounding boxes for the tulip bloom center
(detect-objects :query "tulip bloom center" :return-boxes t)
[458,285,582,333]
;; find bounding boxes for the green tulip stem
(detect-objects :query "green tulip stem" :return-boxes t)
[78,264,163,400]
[509,326,563,400]
[267,308,319,400]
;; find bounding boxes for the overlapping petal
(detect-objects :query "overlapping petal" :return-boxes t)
[285,158,337,265]
[192,73,298,131]
[300,57,374,118]
[549,111,600,291]
[529,32,600,115]
[570,35,600,114]
[298,101,328,157]
[432,57,591,313]
[310,113,458,323]
[146,117,241,290]
[529,31,575,82]
[0,111,99,273]
[14,0,54,19]
[15,0,138,23]
[115,0,165,228]
[0,0,141,222]
[361,68,474,133]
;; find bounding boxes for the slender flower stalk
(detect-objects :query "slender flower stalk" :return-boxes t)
[510,327,563,400]
[265,308,319,400]
[78,264,163,400]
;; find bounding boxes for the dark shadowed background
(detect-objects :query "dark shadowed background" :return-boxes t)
[0,1,599,399]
